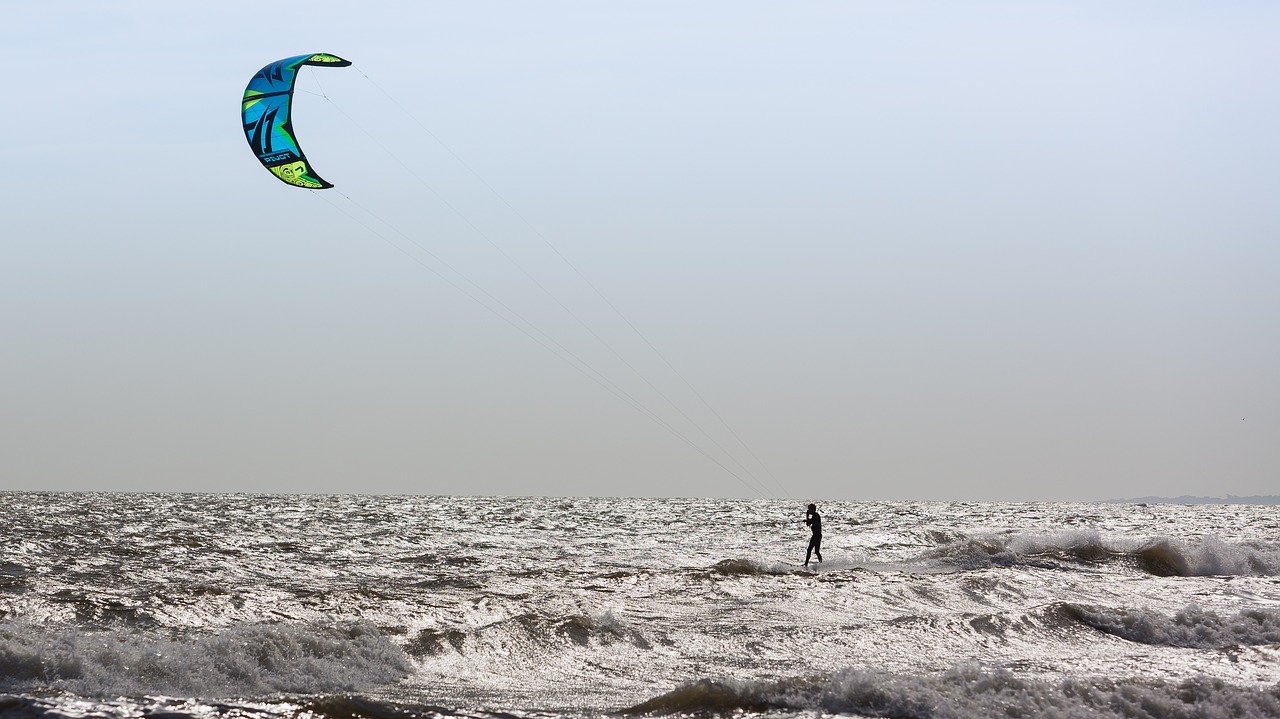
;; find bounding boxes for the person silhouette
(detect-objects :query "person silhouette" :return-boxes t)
[804,503,823,566]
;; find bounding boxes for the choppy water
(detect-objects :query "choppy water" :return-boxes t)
[1,493,1279,718]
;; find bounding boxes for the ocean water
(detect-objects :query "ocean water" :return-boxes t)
[1,493,1278,718]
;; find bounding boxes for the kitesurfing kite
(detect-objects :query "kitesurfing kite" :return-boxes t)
[242,53,351,189]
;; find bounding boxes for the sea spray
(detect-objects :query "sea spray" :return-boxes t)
[0,620,410,697]
[625,665,1280,719]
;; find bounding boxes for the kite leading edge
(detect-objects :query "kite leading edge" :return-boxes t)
[241,53,351,189]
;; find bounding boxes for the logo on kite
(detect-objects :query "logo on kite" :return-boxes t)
[241,53,351,189]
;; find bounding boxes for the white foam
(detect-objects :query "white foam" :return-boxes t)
[710,558,796,575]
[924,531,1280,576]
[0,620,410,697]
[821,665,1280,719]
[1067,604,1280,648]
[630,664,1280,718]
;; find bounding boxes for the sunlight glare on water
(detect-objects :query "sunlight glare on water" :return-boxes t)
[1,493,1279,717]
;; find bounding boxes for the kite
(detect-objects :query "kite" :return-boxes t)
[241,53,351,189]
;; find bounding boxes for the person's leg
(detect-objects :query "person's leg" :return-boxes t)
[815,536,822,562]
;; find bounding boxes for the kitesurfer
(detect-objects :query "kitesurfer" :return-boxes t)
[804,503,822,566]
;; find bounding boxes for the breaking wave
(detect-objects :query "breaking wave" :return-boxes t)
[624,664,1280,718]
[405,608,654,658]
[923,531,1280,576]
[1061,603,1280,648]
[0,694,495,719]
[710,558,796,576]
[0,620,410,697]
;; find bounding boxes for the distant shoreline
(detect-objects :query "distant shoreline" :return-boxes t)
[1104,495,1280,505]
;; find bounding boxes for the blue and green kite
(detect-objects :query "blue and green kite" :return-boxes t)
[242,53,351,189]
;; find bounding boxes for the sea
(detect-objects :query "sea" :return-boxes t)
[1,493,1278,718]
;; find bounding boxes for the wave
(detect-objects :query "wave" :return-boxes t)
[922,531,1280,576]
[710,558,797,576]
[0,563,31,593]
[0,694,511,719]
[623,664,1280,718]
[405,608,653,658]
[1060,603,1280,648]
[709,557,874,575]
[0,620,410,697]
[1128,537,1280,577]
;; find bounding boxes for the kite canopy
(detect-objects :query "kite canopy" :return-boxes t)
[242,53,351,189]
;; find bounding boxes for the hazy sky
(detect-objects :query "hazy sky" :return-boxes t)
[2,2,1276,500]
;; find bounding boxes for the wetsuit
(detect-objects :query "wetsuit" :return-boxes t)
[805,511,822,565]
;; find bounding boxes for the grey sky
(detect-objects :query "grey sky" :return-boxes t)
[2,2,1276,500]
